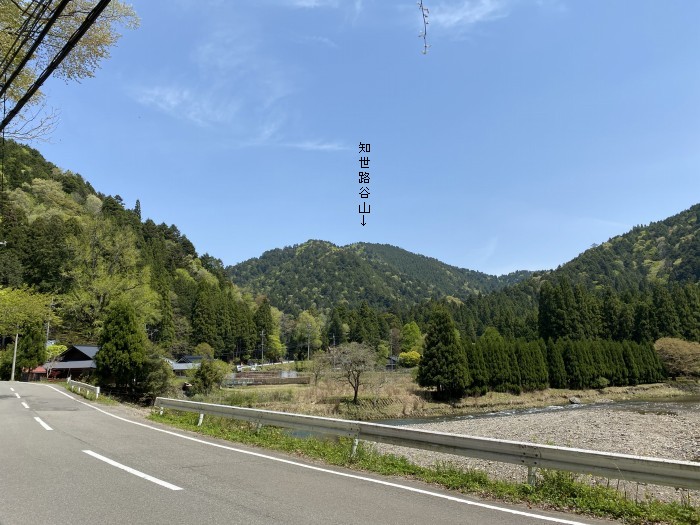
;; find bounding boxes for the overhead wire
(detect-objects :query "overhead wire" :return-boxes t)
[0,0,72,101]
[0,0,112,134]
[0,0,50,81]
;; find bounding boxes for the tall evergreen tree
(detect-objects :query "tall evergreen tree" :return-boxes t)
[95,300,148,390]
[546,340,568,388]
[326,306,347,347]
[191,281,220,350]
[232,299,257,361]
[464,339,488,395]
[156,290,175,349]
[349,301,381,348]
[254,298,274,341]
[16,323,46,373]
[417,307,470,399]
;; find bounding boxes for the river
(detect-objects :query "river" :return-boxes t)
[374,394,700,427]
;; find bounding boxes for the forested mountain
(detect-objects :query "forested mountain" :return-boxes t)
[226,240,533,315]
[550,204,700,289]
[1,139,699,385]
[0,140,257,360]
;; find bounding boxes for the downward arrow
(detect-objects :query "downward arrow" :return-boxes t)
[361,215,366,226]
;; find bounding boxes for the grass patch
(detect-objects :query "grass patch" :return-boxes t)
[62,382,118,405]
[149,410,699,525]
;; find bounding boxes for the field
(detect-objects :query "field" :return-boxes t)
[189,368,696,421]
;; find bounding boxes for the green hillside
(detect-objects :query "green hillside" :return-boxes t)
[1,140,699,374]
[226,240,534,315]
[551,204,700,289]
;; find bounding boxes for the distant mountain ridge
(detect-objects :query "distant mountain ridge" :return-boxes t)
[549,204,700,290]
[227,203,700,317]
[226,240,534,314]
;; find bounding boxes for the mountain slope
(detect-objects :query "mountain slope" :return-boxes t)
[226,240,533,314]
[550,204,700,289]
[349,242,533,295]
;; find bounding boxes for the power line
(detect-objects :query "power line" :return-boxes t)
[0,0,113,133]
[0,0,71,101]
[0,0,49,79]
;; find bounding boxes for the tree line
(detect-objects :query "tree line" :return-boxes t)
[417,307,665,399]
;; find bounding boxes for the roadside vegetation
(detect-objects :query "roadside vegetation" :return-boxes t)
[150,410,700,525]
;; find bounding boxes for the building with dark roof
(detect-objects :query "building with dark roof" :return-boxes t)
[45,345,99,379]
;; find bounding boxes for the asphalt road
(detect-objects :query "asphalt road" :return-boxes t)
[0,381,611,525]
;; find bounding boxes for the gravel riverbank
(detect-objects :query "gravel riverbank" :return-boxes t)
[374,401,700,503]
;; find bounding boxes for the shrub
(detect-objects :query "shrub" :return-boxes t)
[398,351,421,368]
[591,376,609,390]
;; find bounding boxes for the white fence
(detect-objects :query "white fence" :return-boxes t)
[67,378,100,399]
[153,397,700,490]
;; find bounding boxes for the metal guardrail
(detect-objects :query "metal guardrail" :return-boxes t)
[154,397,700,490]
[67,378,100,399]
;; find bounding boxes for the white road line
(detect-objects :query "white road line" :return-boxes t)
[21,402,29,409]
[38,384,590,525]
[10,387,15,392]
[82,450,183,491]
[14,392,20,398]
[34,417,53,431]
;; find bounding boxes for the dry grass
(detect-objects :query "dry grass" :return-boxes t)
[200,369,693,421]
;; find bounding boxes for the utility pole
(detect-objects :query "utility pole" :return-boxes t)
[10,326,19,381]
[306,322,311,361]
[45,298,54,344]
[260,329,265,364]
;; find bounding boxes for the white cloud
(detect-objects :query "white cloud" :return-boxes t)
[134,85,241,127]
[133,23,291,133]
[283,0,339,8]
[285,140,347,151]
[305,35,338,48]
[431,0,508,30]
[131,4,348,149]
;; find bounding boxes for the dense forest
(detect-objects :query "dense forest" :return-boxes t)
[226,240,533,315]
[1,140,698,396]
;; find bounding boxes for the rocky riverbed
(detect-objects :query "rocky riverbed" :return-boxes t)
[373,401,700,503]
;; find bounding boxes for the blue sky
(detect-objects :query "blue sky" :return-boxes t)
[37,0,700,275]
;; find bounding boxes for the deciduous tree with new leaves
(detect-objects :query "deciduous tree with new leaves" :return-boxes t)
[0,0,138,140]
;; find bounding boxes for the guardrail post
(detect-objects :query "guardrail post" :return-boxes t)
[95,386,100,400]
[350,437,359,459]
[197,413,204,426]
[527,466,536,486]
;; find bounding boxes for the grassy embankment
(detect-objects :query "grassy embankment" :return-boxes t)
[58,380,119,405]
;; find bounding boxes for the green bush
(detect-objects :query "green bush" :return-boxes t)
[398,351,421,368]
[591,376,610,390]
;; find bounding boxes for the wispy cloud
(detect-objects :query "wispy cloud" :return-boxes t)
[134,85,241,127]
[133,20,292,135]
[431,0,508,30]
[304,35,338,48]
[284,140,347,151]
[132,4,349,150]
[282,0,339,8]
